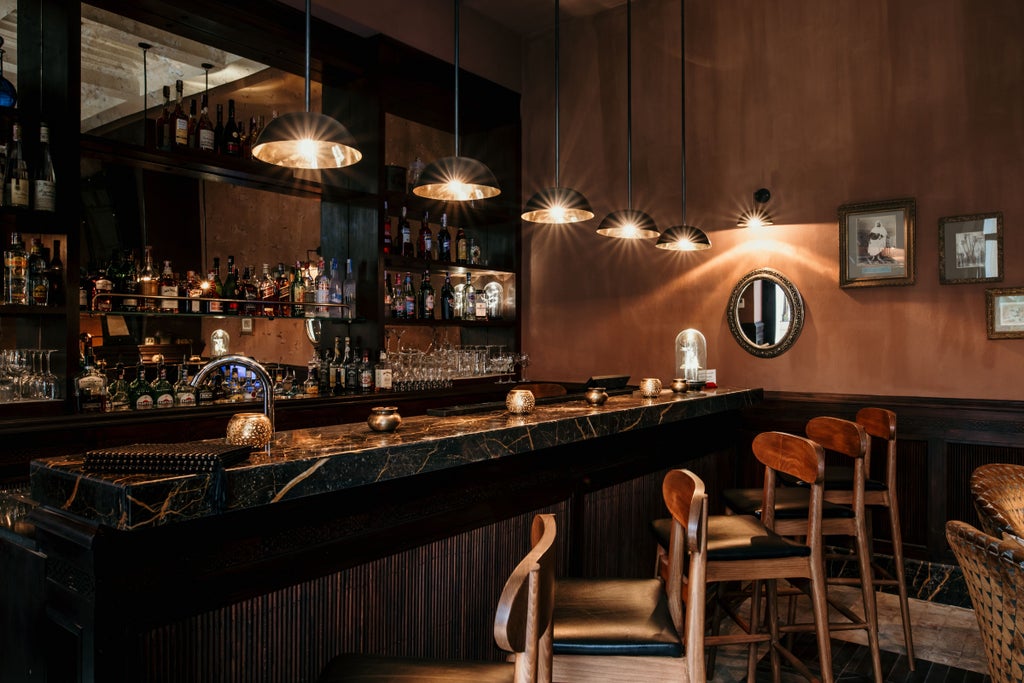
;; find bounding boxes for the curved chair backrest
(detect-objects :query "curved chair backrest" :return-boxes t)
[855,407,897,481]
[752,431,825,533]
[970,463,1024,539]
[495,513,557,683]
[946,519,1024,683]
[806,416,869,462]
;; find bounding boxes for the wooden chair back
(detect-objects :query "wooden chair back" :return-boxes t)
[855,406,897,487]
[946,519,1024,683]
[495,513,557,683]
[971,463,1024,539]
[807,416,870,509]
[751,430,825,533]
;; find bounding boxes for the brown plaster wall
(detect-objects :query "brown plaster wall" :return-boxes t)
[521,0,1024,400]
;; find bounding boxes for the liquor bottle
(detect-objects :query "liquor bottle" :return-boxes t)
[358,349,373,393]
[187,98,198,148]
[222,255,238,314]
[47,239,65,306]
[246,115,261,158]
[342,258,357,320]
[138,245,159,312]
[343,342,358,392]
[291,262,306,317]
[4,231,27,304]
[197,94,215,152]
[374,350,392,392]
[276,263,292,318]
[402,272,415,319]
[314,259,330,315]
[463,273,476,321]
[240,266,259,316]
[327,335,344,395]
[259,263,277,316]
[440,272,455,321]
[391,272,404,319]
[328,257,343,318]
[213,103,225,153]
[5,122,29,208]
[455,224,468,264]
[27,237,49,306]
[224,99,241,156]
[203,257,222,314]
[438,213,452,262]
[185,270,203,313]
[174,364,197,407]
[418,270,435,320]
[159,260,179,312]
[151,363,175,409]
[157,85,171,150]
[399,205,413,258]
[417,211,432,260]
[75,350,108,413]
[474,279,489,320]
[172,80,188,148]
[34,122,56,212]
[303,264,316,317]
[302,361,319,397]
[92,268,113,312]
[128,362,155,410]
[196,371,215,405]
[382,201,392,255]
[107,362,130,412]
[383,269,392,314]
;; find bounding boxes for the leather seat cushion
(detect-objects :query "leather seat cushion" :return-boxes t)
[552,578,683,657]
[651,515,812,561]
[721,487,856,519]
[781,467,887,491]
[318,654,513,682]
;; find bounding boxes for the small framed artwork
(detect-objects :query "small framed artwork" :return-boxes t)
[939,212,1003,284]
[986,287,1024,339]
[838,197,916,288]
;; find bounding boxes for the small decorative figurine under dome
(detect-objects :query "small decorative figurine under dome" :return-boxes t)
[674,329,707,383]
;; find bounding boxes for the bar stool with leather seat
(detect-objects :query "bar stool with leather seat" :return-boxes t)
[719,417,883,683]
[317,513,557,683]
[549,468,708,683]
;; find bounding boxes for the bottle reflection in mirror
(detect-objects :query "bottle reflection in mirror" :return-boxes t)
[2,348,62,404]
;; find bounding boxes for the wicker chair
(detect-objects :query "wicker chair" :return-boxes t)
[970,463,1024,539]
[946,520,1024,683]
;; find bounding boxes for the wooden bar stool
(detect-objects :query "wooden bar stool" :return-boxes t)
[549,469,707,683]
[704,431,835,683]
[720,417,883,683]
[317,514,557,683]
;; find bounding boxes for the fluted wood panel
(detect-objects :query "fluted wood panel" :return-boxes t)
[141,500,570,683]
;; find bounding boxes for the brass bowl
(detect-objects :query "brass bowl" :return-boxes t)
[639,377,663,398]
[670,378,687,393]
[226,412,273,449]
[584,387,608,406]
[506,389,536,415]
[368,406,402,432]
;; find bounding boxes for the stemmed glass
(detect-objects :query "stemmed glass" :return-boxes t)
[41,350,60,400]
[0,351,17,403]
[515,353,530,383]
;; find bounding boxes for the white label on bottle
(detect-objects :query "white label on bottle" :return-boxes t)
[155,392,175,409]
[475,300,487,318]
[175,118,188,146]
[199,129,215,151]
[376,368,392,390]
[160,284,178,310]
[9,178,28,207]
[34,180,55,212]
[135,394,154,410]
[176,392,196,407]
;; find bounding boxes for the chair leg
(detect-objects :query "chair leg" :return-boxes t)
[746,580,763,683]
[886,499,916,669]
[766,579,782,683]
[855,515,884,683]
[808,558,834,683]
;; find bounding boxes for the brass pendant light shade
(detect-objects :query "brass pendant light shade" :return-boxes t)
[522,0,593,224]
[413,0,500,201]
[655,223,711,251]
[596,208,659,239]
[251,0,361,170]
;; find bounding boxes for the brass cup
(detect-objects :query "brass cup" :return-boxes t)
[226,412,273,449]
[670,378,687,393]
[639,378,663,398]
[584,387,609,406]
[506,389,536,415]
[368,406,402,432]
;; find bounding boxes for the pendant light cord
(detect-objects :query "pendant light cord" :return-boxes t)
[554,0,561,186]
[680,0,686,223]
[454,0,461,157]
[304,0,311,113]
[626,0,633,211]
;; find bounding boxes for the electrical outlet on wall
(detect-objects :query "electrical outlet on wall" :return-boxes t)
[705,369,717,384]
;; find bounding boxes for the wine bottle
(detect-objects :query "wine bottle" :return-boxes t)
[399,206,413,258]
[382,201,392,255]
[418,270,434,320]
[172,80,188,148]
[222,256,238,314]
[391,272,405,319]
[314,259,330,316]
[438,213,452,262]
[197,94,215,152]
[440,272,455,321]
[157,85,171,150]
[5,122,29,208]
[417,211,432,260]
[187,98,198,148]
[224,99,241,156]
[403,272,415,319]
[185,270,203,313]
[329,337,344,395]
[138,245,159,312]
[34,122,56,212]
[214,103,225,153]
[47,239,65,306]
[455,224,468,264]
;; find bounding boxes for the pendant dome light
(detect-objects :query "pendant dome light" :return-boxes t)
[656,0,710,252]
[251,0,362,169]
[522,0,594,224]
[413,0,501,202]
[596,0,658,240]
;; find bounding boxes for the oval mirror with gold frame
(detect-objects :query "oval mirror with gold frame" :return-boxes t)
[727,268,804,358]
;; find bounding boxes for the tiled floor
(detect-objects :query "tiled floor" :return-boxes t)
[711,587,988,682]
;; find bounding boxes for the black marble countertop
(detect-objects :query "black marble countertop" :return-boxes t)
[30,386,761,530]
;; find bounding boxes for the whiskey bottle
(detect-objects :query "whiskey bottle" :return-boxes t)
[438,213,452,262]
[222,255,237,314]
[213,103,225,153]
[358,349,374,393]
[240,265,259,317]
[27,237,49,305]
[75,351,108,413]
[374,350,392,392]
[197,94,215,152]
[417,211,432,260]
[5,122,29,208]
[206,257,224,314]
[314,259,330,316]
[34,122,56,212]
[128,362,155,410]
[382,201,392,255]
[137,246,159,312]
[342,258,357,320]
[418,270,435,320]
[187,98,198,148]
[174,364,197,407]
[343,342,359,392]
[151,363,175,409]
[224,99,241,156]
[159,260,179,312]
[291,262,306,318]
[276,263,292,318]
[455,224,468,264]
[92,268,113,312]
[157,85,171,150]
[185,270,203,313]
[440,272,455,321]
[399,205,413,258]
[462,273,476,321]
[172,80,188,148]
[259,263,277,317]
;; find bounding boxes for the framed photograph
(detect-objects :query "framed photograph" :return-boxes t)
[838,198,916,288]
[939,212,1003,284]
[986,287,1024,339]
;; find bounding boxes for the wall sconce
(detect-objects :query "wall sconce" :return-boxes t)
[738,188,774,228]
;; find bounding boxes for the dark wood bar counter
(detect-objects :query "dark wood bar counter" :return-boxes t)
[17,386,760,682]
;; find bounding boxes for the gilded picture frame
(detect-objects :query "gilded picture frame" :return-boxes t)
[838,198,916,288]
[986,287,1024,339]
[939,212,1003,284]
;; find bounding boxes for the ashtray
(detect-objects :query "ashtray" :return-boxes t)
[686,380,706,392]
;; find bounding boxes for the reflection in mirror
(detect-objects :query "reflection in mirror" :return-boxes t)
[727,268,804,358]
